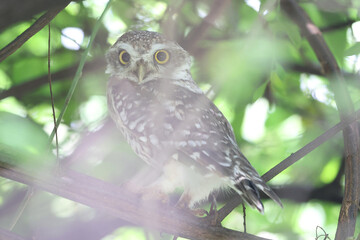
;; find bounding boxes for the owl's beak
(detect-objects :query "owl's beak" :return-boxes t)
[136,63,146,82]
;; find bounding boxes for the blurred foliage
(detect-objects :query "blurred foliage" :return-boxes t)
[1,0,360,239]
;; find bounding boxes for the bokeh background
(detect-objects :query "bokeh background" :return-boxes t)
[1,0,360,239]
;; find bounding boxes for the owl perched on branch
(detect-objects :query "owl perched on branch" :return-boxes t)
[106,30,282,213]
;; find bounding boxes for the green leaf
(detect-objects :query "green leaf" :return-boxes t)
[0,111,54,167]
[345,42,360,56]
[252,80,269,102]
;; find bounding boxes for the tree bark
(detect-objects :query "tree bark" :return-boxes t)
[0,0,75,33]
[0,161,267,240]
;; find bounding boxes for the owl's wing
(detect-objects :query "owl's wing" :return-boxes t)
[158,84,252,177]
[149,80,282,209]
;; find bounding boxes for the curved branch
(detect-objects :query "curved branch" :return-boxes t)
[280,1,360,239]
[0,161,267,240]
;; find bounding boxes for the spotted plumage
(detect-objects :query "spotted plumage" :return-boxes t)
[106,30,282,212]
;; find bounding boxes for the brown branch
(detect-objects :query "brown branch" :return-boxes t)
[161,0,186,40]
[180,0,231,54]
[0,0,75,33]
[0,58,106,100]
[280,1,360,239]
[0,4,68,63]
[286,63,360,89]
[0,161,267,240]
[320,19,356,33]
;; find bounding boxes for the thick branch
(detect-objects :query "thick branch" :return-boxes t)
[0,58,105,100]
[0,0,73,33]
[280,1,360,239]
[0,162,267,240]
[0,4,68,63]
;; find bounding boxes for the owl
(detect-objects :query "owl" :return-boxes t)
[106,30,282,213]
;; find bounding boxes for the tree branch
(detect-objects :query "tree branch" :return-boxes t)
[262,108,360,183]
[0,58,105,101]
[180,0,231,55]
[0,161,267,240]
[0,4,69,63]
[320,19,356,33]
[0,0,74,33]
[280,1,360,239]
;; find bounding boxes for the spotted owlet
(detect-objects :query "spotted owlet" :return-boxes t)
[106,30,282,213]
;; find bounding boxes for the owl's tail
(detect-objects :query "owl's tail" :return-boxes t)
[234,178,282,214]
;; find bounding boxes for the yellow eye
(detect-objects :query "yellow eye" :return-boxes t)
[119,50,130,65]
[154,49,170,64]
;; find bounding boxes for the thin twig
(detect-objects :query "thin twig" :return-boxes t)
[320,19,356,33]
[0,4,68,63]
[8,188,35,231]
[242,203,246,233]
[262,108,360,182]
[47,23,59,158]
[48,0,112,143]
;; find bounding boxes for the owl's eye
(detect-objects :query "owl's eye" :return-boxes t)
[119,50,130,65]
[154,50,170,64]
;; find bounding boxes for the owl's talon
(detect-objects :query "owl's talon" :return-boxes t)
[202,194,220,226]
[189,208,209,217]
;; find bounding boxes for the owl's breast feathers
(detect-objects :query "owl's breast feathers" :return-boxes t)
[107,77,282,211]
[108,77,234,170]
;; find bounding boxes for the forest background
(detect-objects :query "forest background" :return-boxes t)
[0,0,360,239]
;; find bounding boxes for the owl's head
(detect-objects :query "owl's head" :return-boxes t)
[106,31,192,83]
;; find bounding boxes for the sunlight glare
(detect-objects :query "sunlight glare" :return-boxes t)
[104,9,127,37]
[242,98,269,142]
[79,95,107,130]
[61,27,84,50]
[278,115,303,140]
[300,74,334,106]
[351,21,360,41]
[245,0,261,12]
[298,204,325,233]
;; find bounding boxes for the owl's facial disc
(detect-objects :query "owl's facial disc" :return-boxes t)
[106,31,193,83]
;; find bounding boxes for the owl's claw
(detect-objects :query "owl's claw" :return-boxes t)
[175,193,221,226]
[174,193,207,217]
[202,194,220,226]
